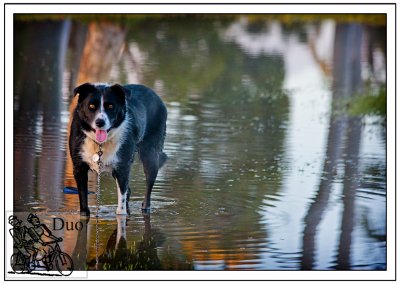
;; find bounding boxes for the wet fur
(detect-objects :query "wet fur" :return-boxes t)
[69,83,167,216]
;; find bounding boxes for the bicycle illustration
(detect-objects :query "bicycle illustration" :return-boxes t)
[9,214,74,276]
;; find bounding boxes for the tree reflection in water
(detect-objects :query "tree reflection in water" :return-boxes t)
[301,24,383,270]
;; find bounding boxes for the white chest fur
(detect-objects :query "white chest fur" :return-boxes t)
[80,136,121,173]
[80,114,130,173]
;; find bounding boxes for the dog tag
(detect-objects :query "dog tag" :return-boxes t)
[92,153,100,162]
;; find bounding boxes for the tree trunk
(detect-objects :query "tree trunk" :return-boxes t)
[64,22,127,187]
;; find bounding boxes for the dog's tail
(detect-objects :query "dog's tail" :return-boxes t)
[159,152,168,169]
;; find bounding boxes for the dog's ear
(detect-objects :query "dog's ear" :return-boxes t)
[110,84,128,104]
[73,83,96,103]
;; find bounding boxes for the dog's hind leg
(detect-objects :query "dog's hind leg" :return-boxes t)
[159,152,168,169]
[140,148,160,212]
[126,186,131,215]
[139,116,167,212]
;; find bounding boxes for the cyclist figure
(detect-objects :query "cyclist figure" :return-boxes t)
[26,213,62,269]
[9,215,32,270]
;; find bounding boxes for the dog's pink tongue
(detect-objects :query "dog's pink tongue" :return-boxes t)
[95,130,107,143]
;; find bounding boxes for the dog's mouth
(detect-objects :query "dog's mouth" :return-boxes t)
[92,128,111,143]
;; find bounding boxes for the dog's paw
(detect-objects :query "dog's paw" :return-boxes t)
[116,207,128,215]
[141,201,151,213]
[80,210,90,217]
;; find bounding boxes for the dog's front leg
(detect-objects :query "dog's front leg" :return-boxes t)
[112,169,130,215]
[73,164,90,216]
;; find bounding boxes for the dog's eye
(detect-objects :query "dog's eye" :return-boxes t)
[107,104,113,110]
[89,104,96,110]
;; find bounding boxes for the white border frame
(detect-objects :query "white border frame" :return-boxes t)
[2,2,396,281]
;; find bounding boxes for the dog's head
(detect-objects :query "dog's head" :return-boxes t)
[73,83,127,144]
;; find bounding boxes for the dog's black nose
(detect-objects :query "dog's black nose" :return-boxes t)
[95,119,106,128]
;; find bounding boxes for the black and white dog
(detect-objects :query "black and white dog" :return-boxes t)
[69,83,167,216]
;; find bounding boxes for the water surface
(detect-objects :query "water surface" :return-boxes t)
[13,16,386,270]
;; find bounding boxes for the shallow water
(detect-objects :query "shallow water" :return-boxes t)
[13,17,386,270]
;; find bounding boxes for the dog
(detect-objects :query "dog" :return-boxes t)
[69,82,167,216]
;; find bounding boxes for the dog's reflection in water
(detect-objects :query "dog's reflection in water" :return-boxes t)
[82,214,165,270]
